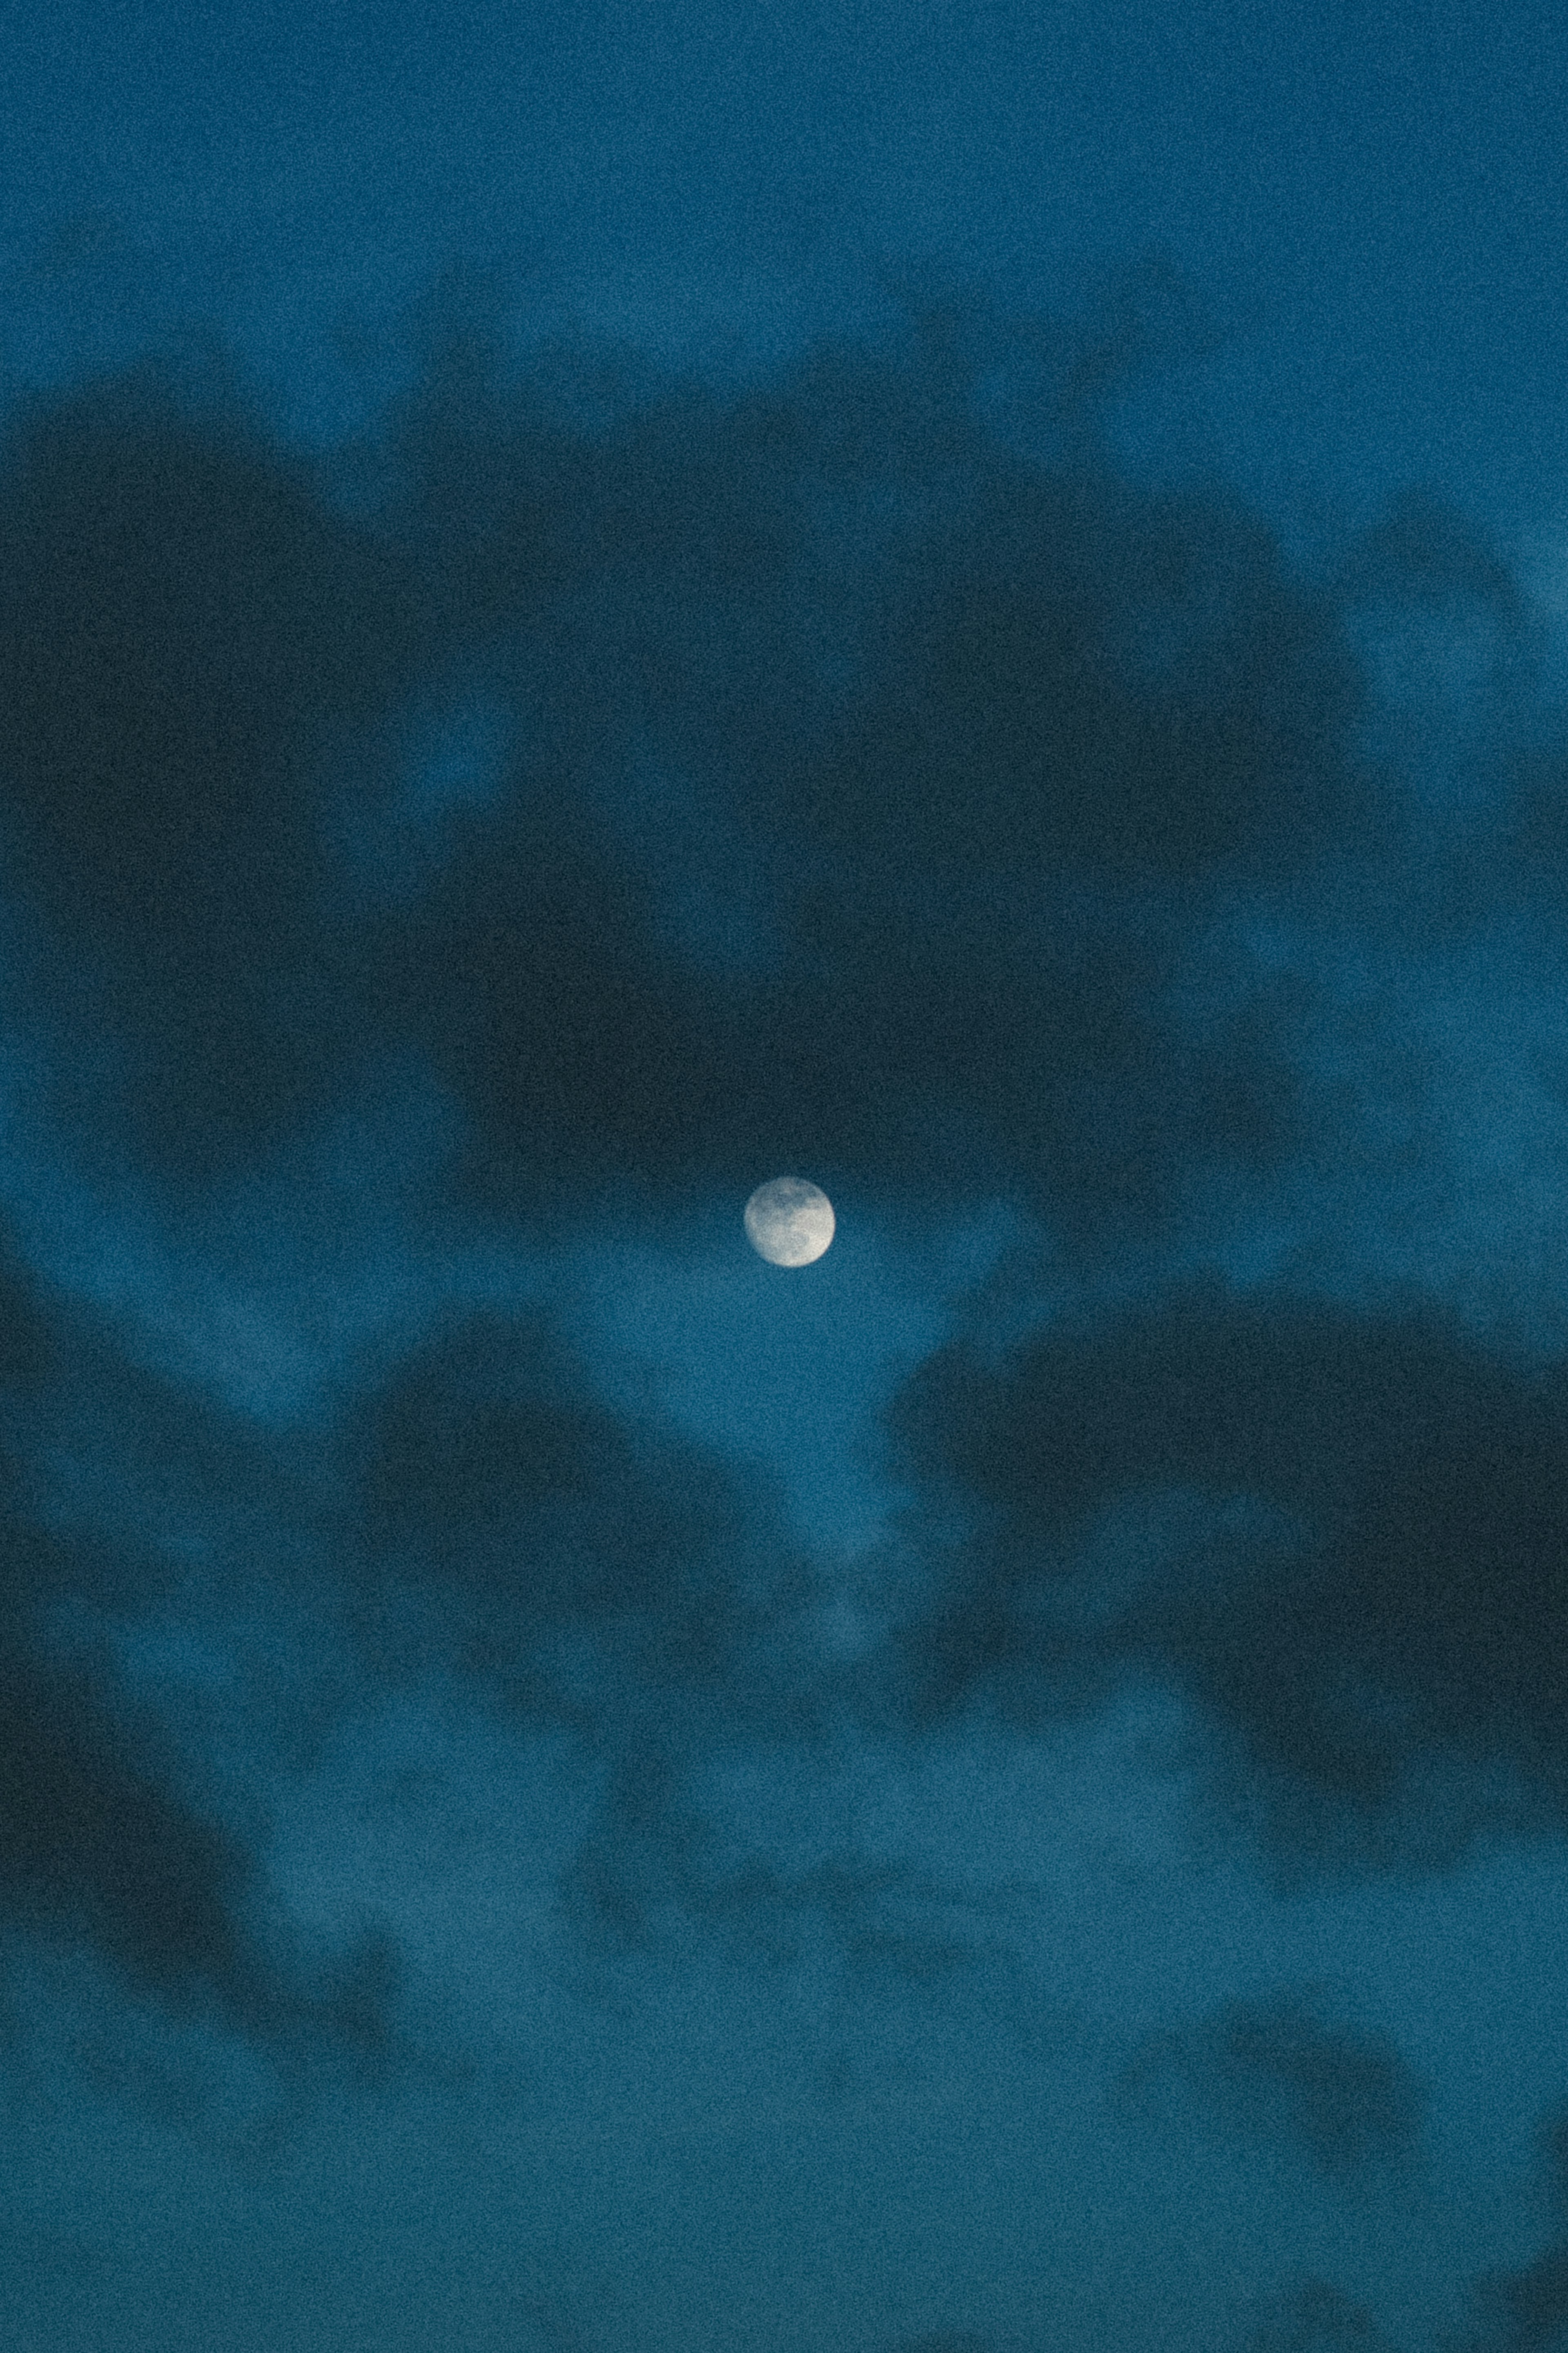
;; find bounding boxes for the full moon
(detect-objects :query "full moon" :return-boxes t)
[744,1175,835,1266]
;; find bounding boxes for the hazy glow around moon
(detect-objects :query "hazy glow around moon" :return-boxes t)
[744,1175,835,1266]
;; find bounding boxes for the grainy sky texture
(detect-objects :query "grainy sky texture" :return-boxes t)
[3,4,1568,2349]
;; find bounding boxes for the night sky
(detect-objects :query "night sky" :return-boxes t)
[4,4,1568,2349]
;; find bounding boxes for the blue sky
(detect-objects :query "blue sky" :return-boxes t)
[5,4,1568,2350]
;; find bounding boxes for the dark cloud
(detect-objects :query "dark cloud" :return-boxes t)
[0,1233,247,2021]
[1112,1983,1430,2179]
[331,1297,816,1705]
[431,341,1370,1253]
[0,1211,421,2115]
[868,1272,1568,1872]
[344,1302,753,1619]
[0,348,423,1184]
[2,1630,261,2011]
[0,261,1395,1258]
[0,1537,418,2137]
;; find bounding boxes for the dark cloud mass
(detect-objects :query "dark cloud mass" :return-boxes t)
[330,1296,835,1760]
[0,277,1381,1243]
[875,1276,1568,1866]
[0,361,421,1181]
[1113,1983,1430,2178]
[0,1226,414,2097]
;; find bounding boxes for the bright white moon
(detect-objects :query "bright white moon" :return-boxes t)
[744,1175,835,1266]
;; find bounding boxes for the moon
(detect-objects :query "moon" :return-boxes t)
[744,1175,835,1267]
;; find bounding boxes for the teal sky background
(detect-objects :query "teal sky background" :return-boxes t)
[5,6,1568,2351]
